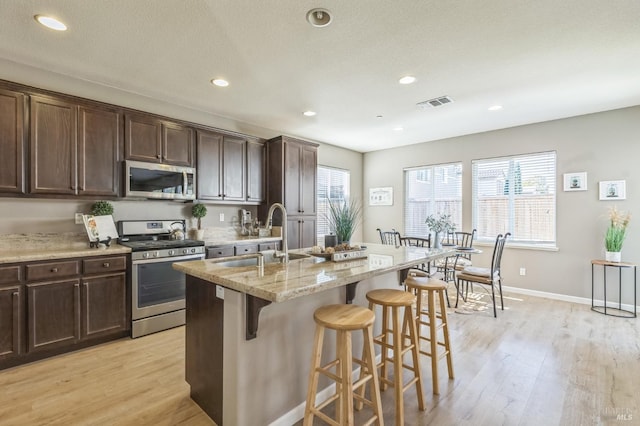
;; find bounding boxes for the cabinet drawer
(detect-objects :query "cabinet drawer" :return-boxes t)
[207,246,235,259]
[0,265,22,284]
[258,242,279,251]
[83,256,127,275]
[26,260,80,281]
[235,244,258,255]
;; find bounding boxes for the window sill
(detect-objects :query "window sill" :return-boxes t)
[474,241,559,252]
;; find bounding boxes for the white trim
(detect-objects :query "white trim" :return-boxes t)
[503,285,639,312]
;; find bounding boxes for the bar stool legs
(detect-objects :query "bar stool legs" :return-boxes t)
[406,276,454,395]
[304,304,384,426]
[363,289,425,425]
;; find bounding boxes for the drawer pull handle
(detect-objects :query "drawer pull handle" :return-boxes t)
[103,262,110,268]
[51,267,59,273]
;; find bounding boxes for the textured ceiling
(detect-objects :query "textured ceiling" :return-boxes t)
[1,0,639,152]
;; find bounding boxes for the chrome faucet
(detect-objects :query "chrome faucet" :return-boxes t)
[266,203,289,263]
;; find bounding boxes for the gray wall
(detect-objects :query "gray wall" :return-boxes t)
[363,106,640,300]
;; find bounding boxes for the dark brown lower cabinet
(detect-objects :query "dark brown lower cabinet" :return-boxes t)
[81,272,127,339]
[0,285,22,361]
[287,217,317,249]
[27,279,81,353]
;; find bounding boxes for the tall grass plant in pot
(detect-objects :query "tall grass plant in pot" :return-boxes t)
[604,206,630,262]
[326,198,362,244]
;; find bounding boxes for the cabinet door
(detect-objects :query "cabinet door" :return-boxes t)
[81,272,127,339]
[300,217,318,248]
[197,130,223,200]
[300,145,317,215]
[284,143,302,214]
[27,279,81,353]
[0,88,25,194]
[286,217,302,250]
[29,96,77,195]
[247,140,265,203]
[222,136,246,201]
[78,105,120,196]
[0,285,22,361]
[125,114,162,163]
[163,122,194,166]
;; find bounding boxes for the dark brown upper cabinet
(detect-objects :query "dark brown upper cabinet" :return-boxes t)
[30,95,120,197]
[247,139,266,203]
[197,130,247,202]
[0,88,26,194]
[125,114,193,167]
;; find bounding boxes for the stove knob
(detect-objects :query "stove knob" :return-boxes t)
[142,252,149,259]
[183,248,188,254]
[153,251,160,258]
[168,250,175,256]
[191,248,196,253]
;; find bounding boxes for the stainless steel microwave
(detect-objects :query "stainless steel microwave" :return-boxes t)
[125,160,196,201]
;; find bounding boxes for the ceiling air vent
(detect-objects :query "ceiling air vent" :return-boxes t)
[417,96,454,109]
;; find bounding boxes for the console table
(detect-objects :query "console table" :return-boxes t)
[591,259,637,318]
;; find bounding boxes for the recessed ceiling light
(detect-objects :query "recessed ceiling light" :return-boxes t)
[34,15,67,31]
[211,79,229,87]
[398,76,416,85]
[376,115,383,118]
[303,111,316,117]
[306,8,332,27]
[393,127,404,131]
[488,105,503,111]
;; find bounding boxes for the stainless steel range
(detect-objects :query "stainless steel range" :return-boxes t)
[118,220,205,338]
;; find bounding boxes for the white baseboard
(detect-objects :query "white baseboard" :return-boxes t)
[502,285,638,313]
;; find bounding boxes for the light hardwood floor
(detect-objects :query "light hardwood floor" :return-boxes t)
[1,291,638,426]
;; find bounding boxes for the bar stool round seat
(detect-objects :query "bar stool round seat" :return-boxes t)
[304,304,384,426]
[362,288,425,426]
[405,275,454,395]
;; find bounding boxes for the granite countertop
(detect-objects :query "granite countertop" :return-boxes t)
[173,243,455,303]
[0,233,131,264]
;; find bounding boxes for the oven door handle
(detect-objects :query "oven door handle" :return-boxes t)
[133,253,204,265]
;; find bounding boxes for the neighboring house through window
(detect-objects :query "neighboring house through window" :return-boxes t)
[404,163,463,238]
[472,151,556,247]
[317,166,350,245]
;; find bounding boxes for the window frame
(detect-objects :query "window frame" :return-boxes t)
[471,150,557,249]
[316,165,351,245]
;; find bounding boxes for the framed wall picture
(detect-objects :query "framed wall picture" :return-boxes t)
[369,187,393,206]
[563,172,587,191]
[599,180,626,200]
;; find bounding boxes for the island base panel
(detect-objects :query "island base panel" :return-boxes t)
[185,275,224,425]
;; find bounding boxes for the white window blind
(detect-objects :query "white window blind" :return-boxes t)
[472,151,556,246]
[404,163,462,237]
[317,166,350,245]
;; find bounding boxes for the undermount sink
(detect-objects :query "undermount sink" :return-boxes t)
[214,251,309,268]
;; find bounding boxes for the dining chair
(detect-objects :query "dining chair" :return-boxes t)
[435,230,477,302]
[399,235,431,275]
[455,232,510,317]
[377,228,401,246]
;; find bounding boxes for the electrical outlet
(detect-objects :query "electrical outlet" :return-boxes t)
[74,213,84,225]
[519,267,526,276]
[216,285,225,300]
[219,213,225,222]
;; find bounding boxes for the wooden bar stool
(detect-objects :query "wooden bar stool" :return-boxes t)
[404,275,454,395]
[363,289,425,425]
[304,304,384,426]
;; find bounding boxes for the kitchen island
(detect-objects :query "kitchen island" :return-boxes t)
[173,243,454,426]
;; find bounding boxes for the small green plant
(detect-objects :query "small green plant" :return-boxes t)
[90,200,114,216]
[192,204,208,230]
[605,206,631,252]
[425,212,455,233]
[325,198,362,243]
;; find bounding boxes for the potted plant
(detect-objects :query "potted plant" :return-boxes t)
[192,204,208,240]
[90,200,114,216]
[604,206,630,262]
[326,198,362,244]
[425,212,455,248]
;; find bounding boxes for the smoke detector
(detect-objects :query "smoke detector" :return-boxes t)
[417,96,454,109]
